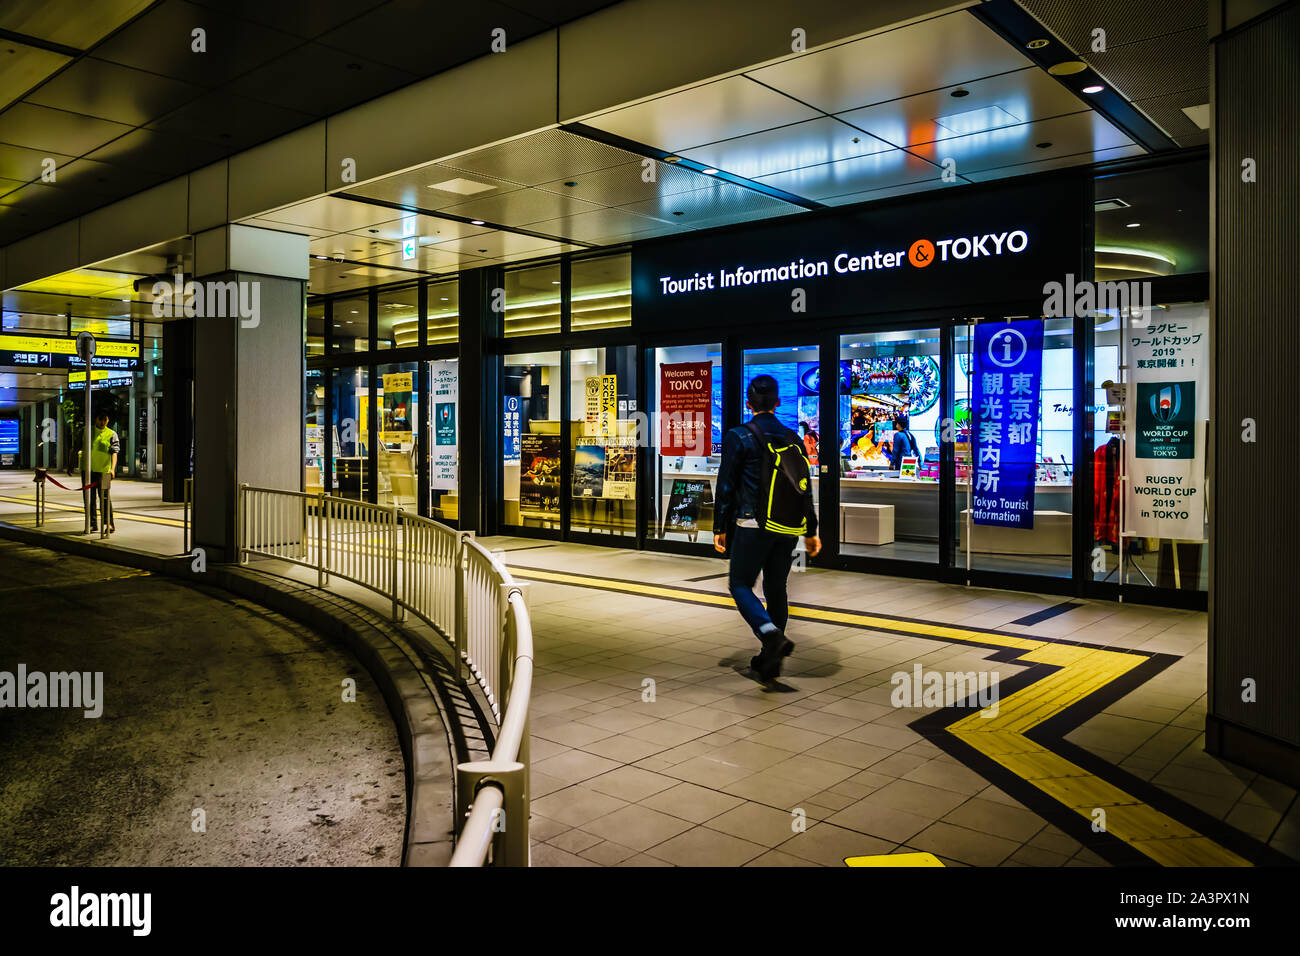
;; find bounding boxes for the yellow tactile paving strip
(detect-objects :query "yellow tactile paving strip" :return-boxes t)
[511,566,1251,867]
[0,494,186,529]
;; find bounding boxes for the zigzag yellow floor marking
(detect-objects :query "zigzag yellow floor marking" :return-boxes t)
[511,565,1251,867]
[845,852,944,867]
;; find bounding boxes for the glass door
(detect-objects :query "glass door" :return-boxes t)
[836,327,943,567]
[651,343,722,549]
[739,343,821,544]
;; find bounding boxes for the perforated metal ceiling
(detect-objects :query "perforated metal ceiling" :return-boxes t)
[1016,0,1210,146]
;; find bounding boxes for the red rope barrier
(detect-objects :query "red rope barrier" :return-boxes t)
[33,469,98,492]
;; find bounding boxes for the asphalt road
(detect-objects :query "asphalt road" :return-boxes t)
[0,539,406,866]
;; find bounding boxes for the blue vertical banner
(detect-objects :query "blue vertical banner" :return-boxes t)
[972,319,1044,529]
[503,395,521,464]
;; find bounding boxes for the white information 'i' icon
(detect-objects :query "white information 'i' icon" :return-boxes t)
[988,328,1028,368]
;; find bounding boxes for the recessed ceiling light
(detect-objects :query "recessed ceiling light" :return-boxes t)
[563,181,578,187]
[351,310,358,314]
[470,220,485,226]
[672,211,684,216]
[368,229,378,234]
[663,156,681,164]
[440,297,449,301]
[314,255,328,260]
[1048,60,1087,76]
[1082,84,1104,94]
[701,168,719,175]
[950,88,970,98]
[1026,38,1049,50]
[1035,141,1053,149]
[551,280,560,284]
[1126,222,1140,228]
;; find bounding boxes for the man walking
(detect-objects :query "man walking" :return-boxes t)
[714,374,821,683]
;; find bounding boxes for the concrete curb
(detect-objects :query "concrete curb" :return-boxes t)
[0,523,459,867]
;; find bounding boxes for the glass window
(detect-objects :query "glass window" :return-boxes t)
[503,351,561,529]
[306,301,325,358]
[428,358,459,521]
[377,285,418,350]
[1092,302,1208,593]
[954,317,1074,578]
[330,366,370,499]
[331,295,368,353]
[427,279,458,346]
[568,346,637,536]
[376,362,418,507]
[571,253,631,331]
[504,263,561,337]
[839,328,941,563]
[653,344,721,543]
[305,368,325,493]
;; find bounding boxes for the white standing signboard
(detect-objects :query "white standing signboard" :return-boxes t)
[1125,310,1208,540]
[429,361,458,490]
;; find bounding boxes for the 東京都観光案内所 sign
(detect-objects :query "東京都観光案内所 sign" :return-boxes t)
[971,320,1044,529]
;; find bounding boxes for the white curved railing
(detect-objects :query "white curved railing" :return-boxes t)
[236,484,532,866]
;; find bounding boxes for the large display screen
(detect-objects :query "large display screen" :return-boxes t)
[0,419,18,456]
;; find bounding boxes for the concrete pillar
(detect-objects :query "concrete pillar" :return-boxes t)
[1206,0,1300,785]
[191,225,308,561]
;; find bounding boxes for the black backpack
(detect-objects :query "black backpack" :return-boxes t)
[744,421,812,536]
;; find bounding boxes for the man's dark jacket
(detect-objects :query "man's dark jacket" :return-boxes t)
[714,412,818,536]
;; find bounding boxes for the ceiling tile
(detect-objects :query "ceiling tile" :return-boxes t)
[1085,28,1209,102]
[346,163,525,209]
[0,43,72,111]
[754,149,939,202]
[42,155,163,198]
[359,246,484,273]
[26,57,204,127]
[339,216,492,244]
[430,230,577,258]
[0,101,133,155]
[535,160,713,206]
[525,207,672,244]
[678,116,895,180]
[92,0,302,88]
[145,89,315,151]
[82,126,229,175]
[224,43,415,117]
[184,0,390,38]
[749,11,1031,114]
[238,216,336,238]
[909,111,1134,175]
[0,0,155,50]
[963,143,1147,182]
[1017,0,1207,53]
[438,188,604,227]
[441,128,637,187]
[616,178,803,224]
[0,142,74,183]
[837,67,1091,148]
[584,75,820,153]
[257,196,399,233]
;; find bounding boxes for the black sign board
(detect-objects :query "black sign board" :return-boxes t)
[631,175,1085,331]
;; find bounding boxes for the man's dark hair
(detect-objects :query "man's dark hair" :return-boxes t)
[747,374,779,413]
[893,413,910,431]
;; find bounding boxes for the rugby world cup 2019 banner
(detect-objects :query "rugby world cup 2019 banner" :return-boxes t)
[1125,312,1208,540]
[971,320,1044,529]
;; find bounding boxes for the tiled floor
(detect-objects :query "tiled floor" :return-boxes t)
[481,538,1300,867]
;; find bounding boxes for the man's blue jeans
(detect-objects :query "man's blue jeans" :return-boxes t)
[728,526,798,640]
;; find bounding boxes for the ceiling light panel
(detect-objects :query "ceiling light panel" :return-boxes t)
[583,75,820,154]
[535,160,714,207]
[909,112,1135,175]
[747,10,1031,115]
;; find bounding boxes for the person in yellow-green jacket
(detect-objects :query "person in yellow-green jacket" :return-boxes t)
[79,412,120,533]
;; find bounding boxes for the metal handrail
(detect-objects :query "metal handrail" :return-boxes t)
[235,483,532,866]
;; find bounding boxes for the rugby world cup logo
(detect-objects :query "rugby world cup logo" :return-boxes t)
[1150,384,1182,423]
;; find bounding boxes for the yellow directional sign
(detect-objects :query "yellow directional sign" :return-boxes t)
[0,334,139,358]
[845,852,945,867]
